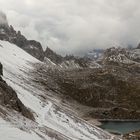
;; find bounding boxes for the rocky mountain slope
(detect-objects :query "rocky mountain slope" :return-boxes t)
[38,46,140,120]
[0,12,139,139]
[0,40,120,140]
[0,22,98,70]
[0,20,44,61]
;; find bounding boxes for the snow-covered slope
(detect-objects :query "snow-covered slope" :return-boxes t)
[0,118,44,140]
[0,40,121,140]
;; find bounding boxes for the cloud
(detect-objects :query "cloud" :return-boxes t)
[0,11,8,25]
[0,0,140,55]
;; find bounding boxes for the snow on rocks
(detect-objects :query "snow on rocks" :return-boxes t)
[0,40,121,140]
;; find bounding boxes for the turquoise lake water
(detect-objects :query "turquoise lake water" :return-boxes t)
[100,121,140,134]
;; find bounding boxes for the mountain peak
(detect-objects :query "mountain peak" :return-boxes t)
[44,47,63,64]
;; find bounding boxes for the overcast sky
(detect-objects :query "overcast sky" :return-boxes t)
[0,0,140,55]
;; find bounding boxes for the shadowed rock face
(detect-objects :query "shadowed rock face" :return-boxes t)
[0,63,2,75]
[0,62,34,120]
[25,40,44,61]
[0,25,44,61]
[44,47,64,64]
[137,43,140,49]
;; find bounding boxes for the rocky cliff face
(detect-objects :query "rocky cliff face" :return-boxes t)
[0,62,34,120]
[44,47,63,64]
[24,40,44,61]
[0,25,44,61]
[0,62,3,75]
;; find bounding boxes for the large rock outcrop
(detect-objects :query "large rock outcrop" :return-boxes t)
[0,24,44,61]
[40,47,140,120]
[44,47,63,64]
[0,63,34,120]
[0,62,3,75]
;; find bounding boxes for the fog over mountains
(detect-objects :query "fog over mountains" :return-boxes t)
[1,0,140,55]
[0,11,8,25]
[0,4,140,139]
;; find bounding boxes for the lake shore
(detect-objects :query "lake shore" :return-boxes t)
[98,120,140,135]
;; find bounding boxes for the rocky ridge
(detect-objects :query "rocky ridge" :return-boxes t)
[0,13,99,69]
[0,23,96,69]
[0,23,44,61]
[0,62,34,120]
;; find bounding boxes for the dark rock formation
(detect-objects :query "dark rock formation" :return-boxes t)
[0,63,34,120]
[44,47,63,64]
[137,43,140,49]
[0,24,44,61]
[0,62,3,75]
[25,40,44,61]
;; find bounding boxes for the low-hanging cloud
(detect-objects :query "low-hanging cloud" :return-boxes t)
[0,0,140,55]
[0,11,8,25]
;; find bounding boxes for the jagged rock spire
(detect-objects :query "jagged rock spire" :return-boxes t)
[0,62,3,75]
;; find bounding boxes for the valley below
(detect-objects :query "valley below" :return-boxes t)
[32,61,140,138]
